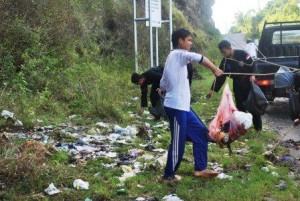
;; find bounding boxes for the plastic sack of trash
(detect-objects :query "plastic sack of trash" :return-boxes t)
[209,83,237,140]
[233,111,253,130]
[274,67,294,88]
[244,81,268,115]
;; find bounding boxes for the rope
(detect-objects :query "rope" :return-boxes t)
[219,57,300,76]
[209,37,300,94]
[269,124,296,153]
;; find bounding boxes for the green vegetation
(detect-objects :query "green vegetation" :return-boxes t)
[0,0,299,200]
[229,0,300,39]
[0,69,299,200]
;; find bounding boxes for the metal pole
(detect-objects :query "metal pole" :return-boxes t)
[133,0,138,72]
[149,0,153,67]
[169,0,173,51]
[156,27,159,66]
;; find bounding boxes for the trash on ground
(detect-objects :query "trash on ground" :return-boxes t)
[275,180,287,190]
[44,183,61,195]
[1,110,23,127]
[271,171,279,177]
[162,194,183,201]
[95,122,110,128]
[73,179,89,190]
[114,125,138,135]
[217,173,233,180]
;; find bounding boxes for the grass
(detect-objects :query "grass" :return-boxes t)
[0,67,299,201]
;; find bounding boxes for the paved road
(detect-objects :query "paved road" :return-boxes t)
[263,98,300,159]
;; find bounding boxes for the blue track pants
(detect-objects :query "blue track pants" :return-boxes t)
[163,107,208,178]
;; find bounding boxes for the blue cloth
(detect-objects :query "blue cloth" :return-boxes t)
[163,107,208,178]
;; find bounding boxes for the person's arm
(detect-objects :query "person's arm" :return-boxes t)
[200,57,223,77]
[207,59,226,99]
[139,84,147,115]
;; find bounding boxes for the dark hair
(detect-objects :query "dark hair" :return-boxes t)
[246,39,252,44]
[171,28,191,48]
[218,40,231,50]
[131,73,142,84]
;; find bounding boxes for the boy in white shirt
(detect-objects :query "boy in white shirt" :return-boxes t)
[160,28,223,182]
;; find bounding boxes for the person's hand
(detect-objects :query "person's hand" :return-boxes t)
[212,68,223,77]
[250,75,256,81]
[156,88,164,94]
[138,108,144,116]
[206,90,214,99]
[294,118,300,126]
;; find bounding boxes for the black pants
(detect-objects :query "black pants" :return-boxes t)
[234,87,262,131]
[150,83,160,107]
[294,71,300,119]
[295,72,300,100]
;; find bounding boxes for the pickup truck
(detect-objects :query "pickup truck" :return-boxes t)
[255,21,300,119]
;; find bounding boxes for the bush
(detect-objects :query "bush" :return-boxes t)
[0,140,51,188]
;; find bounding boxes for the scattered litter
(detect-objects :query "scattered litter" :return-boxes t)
[153,148,165,153]
[217,173,233,180]
[135,197,158,201]
[271,171,279,177]
[14,120,23,127]
[73,179,89,190]
[132,97,139,101]
[288,172,295,179]
[1,110,23,127]
[135,197,146,201]
[130,149,145,157]
[95,122,110,128]
[114,125,138,135]
[1,110,15,120]
[261,167,270,172]
[275,180,287,190]
[68,115,78,120]
[136,184,144,188]
[156,152,168,167]
[44,183,61,195]
[278,155,294,163]
[209,162,224,172]
[162,194,183,201]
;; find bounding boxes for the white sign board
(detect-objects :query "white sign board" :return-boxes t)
[145,0,161,27]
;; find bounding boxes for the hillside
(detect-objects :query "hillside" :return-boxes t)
[0,0,220,123]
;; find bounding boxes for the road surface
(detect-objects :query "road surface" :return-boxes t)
[263,98,300,159]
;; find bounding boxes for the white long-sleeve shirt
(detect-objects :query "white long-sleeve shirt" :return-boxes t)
[160,49,203,111]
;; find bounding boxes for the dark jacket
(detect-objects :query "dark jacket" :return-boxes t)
[211,50,254,95]
[140,66,164,107]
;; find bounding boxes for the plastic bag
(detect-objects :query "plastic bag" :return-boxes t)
[209,83,237,139]
[149,94,167,119]
[244,81,268,115]
[274,67,294,88]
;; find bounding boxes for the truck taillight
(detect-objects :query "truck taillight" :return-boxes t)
[255,80,272,86]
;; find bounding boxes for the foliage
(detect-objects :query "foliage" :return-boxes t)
[229,0,300,39]
[0,0,220,125]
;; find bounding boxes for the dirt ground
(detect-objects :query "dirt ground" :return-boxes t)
[263,97,300,159]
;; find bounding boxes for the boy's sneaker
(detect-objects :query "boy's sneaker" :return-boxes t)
[294,118,300,126]
[194,169,219,178]
[159,175,182,183]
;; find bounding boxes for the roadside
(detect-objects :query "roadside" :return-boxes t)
[263,97,300,159]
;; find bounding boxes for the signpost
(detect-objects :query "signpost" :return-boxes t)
[133,0,172,72]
